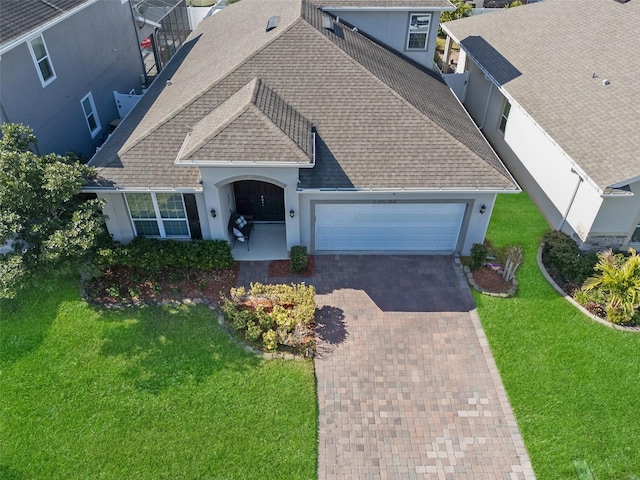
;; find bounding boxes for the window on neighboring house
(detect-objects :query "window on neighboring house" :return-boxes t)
[125,192,190,238]
[498,100,511,133]
[28,35,56,86]
[406,13,431,50]
[80,92,102,138]
[631,224,640,244]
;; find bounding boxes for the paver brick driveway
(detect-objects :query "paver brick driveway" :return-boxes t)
[310,256,534,480]
[311,255,535,480]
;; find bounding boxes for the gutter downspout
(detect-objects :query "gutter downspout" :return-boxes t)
[558,168,584,231]
[479,81,493,130]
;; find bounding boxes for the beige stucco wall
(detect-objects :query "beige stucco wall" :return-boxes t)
[199,166,301,249]
[297,190,498,255]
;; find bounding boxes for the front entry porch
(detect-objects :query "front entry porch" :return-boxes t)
[230,223,288,261]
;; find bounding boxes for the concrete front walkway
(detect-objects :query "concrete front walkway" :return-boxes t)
[310,255,535,479]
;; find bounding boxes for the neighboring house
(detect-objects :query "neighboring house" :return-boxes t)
[0,0,145,158]
[319,0,454,70]
[442,0,640,251]
[85,0,519,257]
[133,0,192,79]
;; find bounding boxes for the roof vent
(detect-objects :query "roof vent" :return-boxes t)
[322,15,333,30]
[614,0,630,3]
[266,16,279,32]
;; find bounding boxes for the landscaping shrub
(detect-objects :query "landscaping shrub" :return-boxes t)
[581,248,640,325]
[95,237,234,271]
[223,282,316,353]
[541,231,597,286]
[469,243,488,271]
[289,246,308,274]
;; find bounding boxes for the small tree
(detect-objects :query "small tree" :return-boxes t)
[582,249,640,325]
[0,123,106,298]
[439,0,472,33]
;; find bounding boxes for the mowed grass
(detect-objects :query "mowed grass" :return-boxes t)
[0,274,316,480]
[475,193,640,480]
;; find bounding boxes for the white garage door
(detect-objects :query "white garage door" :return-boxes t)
[315,203,466,252]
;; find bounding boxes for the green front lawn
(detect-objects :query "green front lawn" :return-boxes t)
[476,194,640,480]
[0,274,316,479]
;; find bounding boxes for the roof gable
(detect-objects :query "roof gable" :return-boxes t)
[176,78,314,165]
[89,0,516,192]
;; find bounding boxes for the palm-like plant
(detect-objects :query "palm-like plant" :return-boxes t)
[582,248,640,324]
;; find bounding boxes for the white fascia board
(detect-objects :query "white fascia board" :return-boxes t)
[175,160,313,168]
[322,6,455,12]
[298,186,520,193]
[83,186,203,193]
[0,0,99,55]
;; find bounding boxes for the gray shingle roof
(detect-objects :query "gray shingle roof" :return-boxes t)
[316,0,452,8]
[0,0,91,48]
[443,0,640,191]
[89,0,516,191]
[176,77,314,165]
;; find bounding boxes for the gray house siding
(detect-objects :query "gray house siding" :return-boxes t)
[0,0,144,158]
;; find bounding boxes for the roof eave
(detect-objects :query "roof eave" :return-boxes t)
[0,0,98,55]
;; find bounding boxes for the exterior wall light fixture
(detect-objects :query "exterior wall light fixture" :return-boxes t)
[210,208,217,218]
[289,209,295,219]
[479,205,486,214]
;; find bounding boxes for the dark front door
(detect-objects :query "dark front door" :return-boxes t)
[234,180,284,222]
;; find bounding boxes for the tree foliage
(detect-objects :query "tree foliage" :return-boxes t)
[0,123,106,298]
[582,248,640,325]
[440,0,472,24]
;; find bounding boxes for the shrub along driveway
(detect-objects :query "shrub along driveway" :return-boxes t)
[279,255,534,479]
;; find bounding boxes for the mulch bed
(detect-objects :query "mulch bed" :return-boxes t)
[85,264,239,307]
[268,256,315,277]
[472,266,511,294]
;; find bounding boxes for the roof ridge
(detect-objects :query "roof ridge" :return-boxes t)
[176,78,259,162]
[118,9,306,158]
[299,5,513,183]
[176,77,312,164]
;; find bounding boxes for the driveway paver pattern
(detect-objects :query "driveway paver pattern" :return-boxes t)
[237,255,535,479]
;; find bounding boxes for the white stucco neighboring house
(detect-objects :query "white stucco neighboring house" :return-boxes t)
[85,0,519,259]
[442,0,640,251]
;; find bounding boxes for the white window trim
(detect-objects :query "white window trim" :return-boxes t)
[406,13,431,51]
[124,192,191,239]
[498,100,511,134]
[80,92,102,139]
[27,34,56,87]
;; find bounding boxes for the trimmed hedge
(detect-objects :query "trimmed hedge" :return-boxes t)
[95,237,234,271]
[541,231,597,286]
[289,246,308,274]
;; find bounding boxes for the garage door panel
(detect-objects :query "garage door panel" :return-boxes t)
[315,203,465,252]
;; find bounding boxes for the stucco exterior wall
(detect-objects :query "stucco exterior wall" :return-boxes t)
[589,181,640,250]
[457,57,615,248]
[322,9,439,69]
[199,166,301,248]
[94,180,503,256]
[0,0,144,158]
[297,190,498,255]
[97,191,135,243]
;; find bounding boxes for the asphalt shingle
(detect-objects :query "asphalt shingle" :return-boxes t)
[89,0,517,192]
[0,0,90,48]
[444,0,640,190]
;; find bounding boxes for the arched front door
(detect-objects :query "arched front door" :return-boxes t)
[233,180,285,222]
